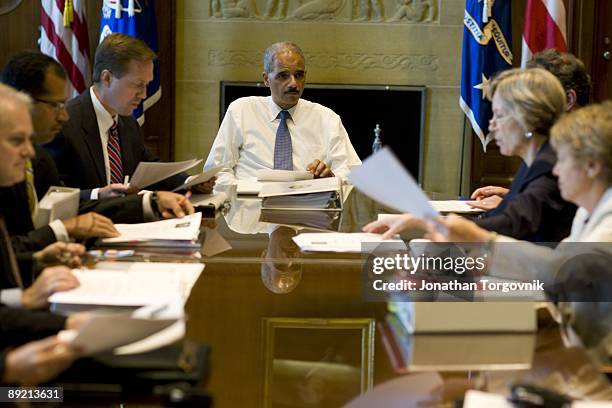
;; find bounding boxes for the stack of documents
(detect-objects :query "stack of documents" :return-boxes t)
[260,209,342,231]
[259,177,342,211]
[292,232,405,253]
[100,212,202,247]
[379,315,534,372]
[49,262,204,307]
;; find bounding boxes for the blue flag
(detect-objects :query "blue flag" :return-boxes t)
[460,0,513,150]
[100,0,160,125]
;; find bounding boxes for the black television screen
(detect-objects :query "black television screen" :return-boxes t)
[220,82,426,181]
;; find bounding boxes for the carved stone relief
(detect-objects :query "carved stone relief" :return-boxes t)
[209,49,439,72]
[208,0,438,23]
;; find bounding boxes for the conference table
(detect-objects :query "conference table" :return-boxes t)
[113,187,611,407]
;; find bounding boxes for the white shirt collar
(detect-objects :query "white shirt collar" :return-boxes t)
[267,96,299,124]
[90,86,117,132]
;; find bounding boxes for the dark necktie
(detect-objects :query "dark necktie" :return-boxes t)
[273,110,293,170]
[108,120,124,184]
[0,218,23,289]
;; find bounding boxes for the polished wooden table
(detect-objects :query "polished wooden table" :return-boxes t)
[126,189,611,407]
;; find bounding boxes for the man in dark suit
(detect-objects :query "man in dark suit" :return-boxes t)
[44,33,214,198]
[0,51,196,256]
[0,82,86,385]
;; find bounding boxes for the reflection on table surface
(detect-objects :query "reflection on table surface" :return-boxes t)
[106,188,612,407]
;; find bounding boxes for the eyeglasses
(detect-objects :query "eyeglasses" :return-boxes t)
[34,98,67,113]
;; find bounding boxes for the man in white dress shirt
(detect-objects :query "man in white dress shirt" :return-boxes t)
[205,41,361,184]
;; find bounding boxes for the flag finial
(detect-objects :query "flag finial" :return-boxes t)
[63,0,74,27]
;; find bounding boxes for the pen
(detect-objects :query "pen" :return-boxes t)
[123,175,130,186]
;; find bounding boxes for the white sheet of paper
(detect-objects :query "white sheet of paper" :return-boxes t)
[348,147,437,219]
[102,212,202,243]
[49,262,204,306]
[172,164,223,192]
[129,158,202,189]
[114,320,185,355]
[237,178,264,195]
[58,314,178,356]
[256,169,314,182]
[463,390,513,408]
[258,177,340,198]
[292,232,406,253]
[429,200,484,214]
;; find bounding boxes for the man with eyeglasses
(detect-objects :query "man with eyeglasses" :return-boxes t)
[0,51,195,261]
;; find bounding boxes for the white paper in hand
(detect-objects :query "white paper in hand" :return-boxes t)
[172,164,223,192]
[348,147,437,220]
[129,158,202,189]
[58,312,178,355]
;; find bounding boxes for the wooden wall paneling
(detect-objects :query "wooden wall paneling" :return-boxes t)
[0,0,39,67]
[590,0,612,102]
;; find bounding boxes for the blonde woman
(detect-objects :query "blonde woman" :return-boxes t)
[469,68,576,242]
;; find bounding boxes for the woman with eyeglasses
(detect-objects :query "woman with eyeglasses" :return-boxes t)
[468,68,576,242]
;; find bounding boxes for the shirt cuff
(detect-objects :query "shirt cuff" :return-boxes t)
[0,288,23,307]
[142,191,155,221]
[50,219,70,242]
[90,188,100,200]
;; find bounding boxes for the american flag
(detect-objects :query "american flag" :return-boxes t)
[521,0,567,67]
[40,0,91,97]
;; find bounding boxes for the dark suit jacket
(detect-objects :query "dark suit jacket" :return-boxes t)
[476,142,576,242]
[43,90,186,197]
[33,145,146,224]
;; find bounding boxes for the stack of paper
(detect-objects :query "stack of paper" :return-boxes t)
[101,212,202,247]
[260,209,342,231]
[259,177,342,211]
[292,232,406,253]
[49,262,204,307]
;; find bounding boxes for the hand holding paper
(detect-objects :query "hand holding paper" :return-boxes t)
[129,158,203,189]
[172,164,224,192]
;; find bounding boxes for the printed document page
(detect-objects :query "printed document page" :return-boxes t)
[102,212,202,243]
[172,164,223,192]
[348,147,438,219]
[129,158,202,189]
[429,201,484,214]
[259,177,341,198]
[292,232,406,253]
[49,262,204,306]
[256,169,313,182]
